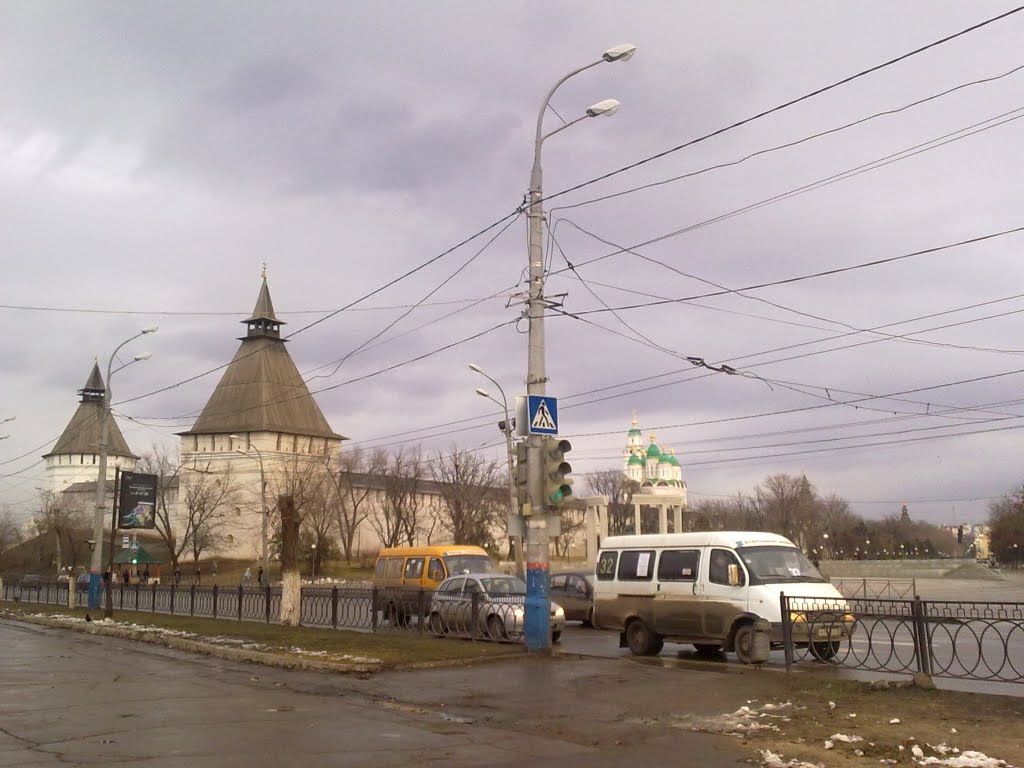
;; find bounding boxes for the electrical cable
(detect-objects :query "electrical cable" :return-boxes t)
[542,5,1024,205]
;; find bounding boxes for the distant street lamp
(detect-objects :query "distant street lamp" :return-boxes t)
[311,543,317,581]
[89,325,158,611]
[468,363,523,579]
[230,435,269,576]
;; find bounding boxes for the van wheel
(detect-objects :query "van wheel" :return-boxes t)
[552,630,562,644]
[626,619,662,656]
[430,612,446,637]
[733,623,755,664]
[812,641,839,662]
[582,608,594,628]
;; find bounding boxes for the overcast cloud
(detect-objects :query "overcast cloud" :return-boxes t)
[3,2,1024,527]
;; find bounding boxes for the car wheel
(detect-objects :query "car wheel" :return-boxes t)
[811,641,839,662]
[430,612,446,637]
[625,619,661,656]
[552,630,562,643]
[487,614,508,641]
[733,623,755,664]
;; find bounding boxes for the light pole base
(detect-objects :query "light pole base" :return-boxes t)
[523,562,551,652]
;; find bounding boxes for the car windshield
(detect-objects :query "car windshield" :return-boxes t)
[443,555,496,575]
[737,546,826,584]
[479,577,526,595]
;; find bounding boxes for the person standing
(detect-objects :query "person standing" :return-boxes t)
[256,567,264,588]
[243,567,252,585]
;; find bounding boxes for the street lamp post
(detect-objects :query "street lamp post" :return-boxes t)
[230,435,270,577]
[469,363,523,580]
[523,43,636,654]
[89,327,157,610]
[311,543,317,581]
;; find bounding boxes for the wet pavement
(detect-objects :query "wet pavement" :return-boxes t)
[0,618,750,768]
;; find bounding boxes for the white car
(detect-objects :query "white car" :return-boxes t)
[429,574,565,642]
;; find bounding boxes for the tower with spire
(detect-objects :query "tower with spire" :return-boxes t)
[43,362,139,492]
[178,273,346,558]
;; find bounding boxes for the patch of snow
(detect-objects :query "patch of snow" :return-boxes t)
[855,750,865,757]
[830,733,864,743]
[824,741,834,750]
[916,751,1006,768]
[829,701,836,709]
[759,749,823,768]
[631,701,793,737]
[913,745,925,759]
[848,713,857,718]
[890,718,901,724]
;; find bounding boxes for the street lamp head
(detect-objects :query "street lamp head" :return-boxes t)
[475,388,490,398]
[603,43,637,62]
[468,363,483,374]
[587,99,620,118]
[142,324,159,334]
[132,352,152,362]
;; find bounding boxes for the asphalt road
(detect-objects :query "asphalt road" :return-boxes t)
[0,619,746,768]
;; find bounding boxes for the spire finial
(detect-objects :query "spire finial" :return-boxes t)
[631,410,638,427]
[261,262,267,281]
[649,434,656,443]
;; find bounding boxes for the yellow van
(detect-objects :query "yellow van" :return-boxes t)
[373,545,496,590]
[373,545,497,626]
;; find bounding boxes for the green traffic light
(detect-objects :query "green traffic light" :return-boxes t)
[543,437,573,507]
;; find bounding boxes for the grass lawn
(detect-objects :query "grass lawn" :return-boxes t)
[0,603,521,667]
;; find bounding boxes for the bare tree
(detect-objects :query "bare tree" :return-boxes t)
[32,491,90,575]
[330,448,387,563]
[139,447,185,569]
[0,506,24,563]
[431,447,503,551]
[553,506,586,558]
[586,470,640,536]
[370,447,425,548]
[180,461,237,564]
[988,487,1024,566]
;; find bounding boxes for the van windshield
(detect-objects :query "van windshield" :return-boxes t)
[443,554,496,575]
[736,546,826,584]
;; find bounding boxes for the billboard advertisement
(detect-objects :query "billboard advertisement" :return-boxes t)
[118,471,157,529]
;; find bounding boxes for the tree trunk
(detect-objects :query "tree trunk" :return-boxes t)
[279,495,301,626]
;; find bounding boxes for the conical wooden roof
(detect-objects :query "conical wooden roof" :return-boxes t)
[180,280,342,440]
[43,365,137,459]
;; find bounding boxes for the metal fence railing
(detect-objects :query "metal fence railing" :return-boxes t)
[781,594,1024,684]
[830,578,917,600]
[0,581,527,644]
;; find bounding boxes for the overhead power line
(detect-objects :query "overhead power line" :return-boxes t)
[543,4,1024,204]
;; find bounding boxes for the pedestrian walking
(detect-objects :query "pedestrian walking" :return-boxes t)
[256,567,264,588]
[243,567,252,585]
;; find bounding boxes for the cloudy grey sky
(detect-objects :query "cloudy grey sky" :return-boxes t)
[3,2,1024,527]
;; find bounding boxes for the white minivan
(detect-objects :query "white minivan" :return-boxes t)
[593,531,850,663]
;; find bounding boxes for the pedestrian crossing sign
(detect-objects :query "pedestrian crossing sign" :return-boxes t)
[527,395,559,435]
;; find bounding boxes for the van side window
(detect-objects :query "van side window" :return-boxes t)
[657,550,700,582]
[596,551,618,581]
[374,559,386,578]
[617,550,655,581]
[709,549,745,586]
[427,557,445,581]
[404,558,424,579]
[384,558,404,579]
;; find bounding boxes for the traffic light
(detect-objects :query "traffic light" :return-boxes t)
[514,441,529,511]
[132,556,138,565]
[542,437,573,508]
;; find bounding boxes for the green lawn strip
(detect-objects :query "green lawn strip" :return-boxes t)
[0,603,520,667]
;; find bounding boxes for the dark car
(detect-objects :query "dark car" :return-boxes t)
[19,575,42,588]
[550,571,594,626]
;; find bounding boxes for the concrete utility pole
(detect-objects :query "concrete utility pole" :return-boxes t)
[523,44,636,653]
[230,435,270,576]
[88,327,157,609]
[469,364,523,579]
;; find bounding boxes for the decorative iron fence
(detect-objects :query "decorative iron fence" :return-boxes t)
[830,578,917,600]
[781,594,1024,683]
[0,581,526,643]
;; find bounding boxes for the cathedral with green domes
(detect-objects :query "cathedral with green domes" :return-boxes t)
[623,415,685,489]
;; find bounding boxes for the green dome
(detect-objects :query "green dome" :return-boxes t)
[668,454,680,467]
[627,454,643,466]
[628,427,642,436]
[646,443,661,458]
[659,454,672,464]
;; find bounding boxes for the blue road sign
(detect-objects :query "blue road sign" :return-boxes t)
[527,395,558,435]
